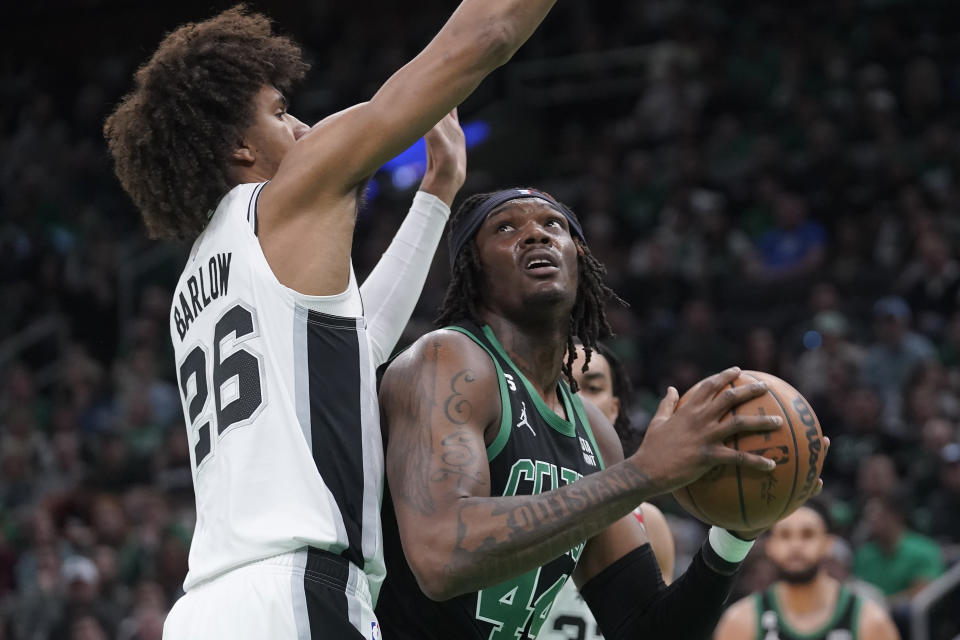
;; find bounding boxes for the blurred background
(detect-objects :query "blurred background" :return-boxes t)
[2,0,960,638]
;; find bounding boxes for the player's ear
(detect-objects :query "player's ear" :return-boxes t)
[231,141,256,166]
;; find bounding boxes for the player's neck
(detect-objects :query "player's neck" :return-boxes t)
[777,571,839,616]
[481,312,568,402]
[231,164,274,186]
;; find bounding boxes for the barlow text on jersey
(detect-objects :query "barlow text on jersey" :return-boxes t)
[175,252,233,340]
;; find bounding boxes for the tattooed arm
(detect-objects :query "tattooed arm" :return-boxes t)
[381,331,780,601]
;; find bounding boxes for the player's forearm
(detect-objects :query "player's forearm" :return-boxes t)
[418,458,657,599]
[582,543,741,640]
[360,192,449,365]
[444,0,559,65]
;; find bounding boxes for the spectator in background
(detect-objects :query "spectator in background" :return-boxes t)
[667,298,739,376]
[906,417,957,502]
[896,231,960,338]
[742,327,782,378]
[924,443,960,547]
[51,554,123,639]
[823,389,897,500]
[792,310,864,400]
[856,454,901,506]
[753,191,827,280]
[853,495,943,608]
[822,536,887,609]
[860,296,937,427]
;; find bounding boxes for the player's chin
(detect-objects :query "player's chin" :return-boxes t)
[776,563,819,584]
[521,284,573,309]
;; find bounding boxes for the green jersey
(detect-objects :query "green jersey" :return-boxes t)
[377,322,605,639]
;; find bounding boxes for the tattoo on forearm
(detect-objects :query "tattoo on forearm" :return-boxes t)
[448,461,653,586]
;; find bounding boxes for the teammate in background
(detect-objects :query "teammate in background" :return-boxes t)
[104,2,562,636]
[714,503,899,640]
[541,342,675,640]
[376,188,826,639]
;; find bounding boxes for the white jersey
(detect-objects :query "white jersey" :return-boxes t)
[170,182,384,598]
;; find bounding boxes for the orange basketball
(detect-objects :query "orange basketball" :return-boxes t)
[671,370,825,531]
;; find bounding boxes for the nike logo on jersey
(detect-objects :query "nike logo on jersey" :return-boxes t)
[516,401,535,436]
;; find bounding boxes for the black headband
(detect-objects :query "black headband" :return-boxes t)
[447,188,585,268]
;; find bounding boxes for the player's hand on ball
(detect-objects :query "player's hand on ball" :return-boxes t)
[420,108,467,206]
[630,366,781,495]
[730,435,832,540]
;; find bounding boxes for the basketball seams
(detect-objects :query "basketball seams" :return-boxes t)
[743,372,801,522]
[729,381,749,529]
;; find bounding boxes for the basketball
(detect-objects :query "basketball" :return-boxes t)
[672,370,825,531]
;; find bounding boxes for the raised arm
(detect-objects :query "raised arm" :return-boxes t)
[360,111,466,365]
[258,1,557,295]
[381,333,780,601]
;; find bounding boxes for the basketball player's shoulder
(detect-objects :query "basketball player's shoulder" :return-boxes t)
[855,596,900,640]
[381,328,497,392]
[712,593,758,640]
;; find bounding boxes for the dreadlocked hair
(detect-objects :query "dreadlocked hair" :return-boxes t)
[436,190,628,392]
[104,5,309,240]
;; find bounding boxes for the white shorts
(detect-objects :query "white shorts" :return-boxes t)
[163,548,381,640]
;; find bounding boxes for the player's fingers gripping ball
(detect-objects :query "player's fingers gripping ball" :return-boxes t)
[672,371,826,531]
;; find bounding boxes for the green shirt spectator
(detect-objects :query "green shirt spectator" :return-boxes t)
[854,496,944,599]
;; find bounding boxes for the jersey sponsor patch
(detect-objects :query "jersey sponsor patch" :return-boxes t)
[579,437,597,467]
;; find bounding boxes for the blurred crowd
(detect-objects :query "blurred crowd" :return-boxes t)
[2,0,960,638]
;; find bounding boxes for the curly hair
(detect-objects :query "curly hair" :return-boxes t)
[104,5,309,240]
[436,191,627,390]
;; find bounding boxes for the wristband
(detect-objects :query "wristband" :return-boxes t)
[708,526,755,563]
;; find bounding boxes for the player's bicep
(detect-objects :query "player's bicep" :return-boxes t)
[572,401,650,587]
[382,333,499,538]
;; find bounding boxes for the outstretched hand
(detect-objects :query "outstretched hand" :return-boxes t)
[420,108,467,207]
[630,367,782,495]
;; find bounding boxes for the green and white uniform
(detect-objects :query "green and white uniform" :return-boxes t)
[377,322,605,640]
[754,584,863,640]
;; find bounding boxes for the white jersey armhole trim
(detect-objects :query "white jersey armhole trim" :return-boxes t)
[235,181,364,318]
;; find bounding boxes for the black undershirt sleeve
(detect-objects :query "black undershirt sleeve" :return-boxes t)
[579,542,741,640]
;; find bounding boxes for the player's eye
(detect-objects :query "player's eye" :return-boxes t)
[276,110,286,119]
[496,223,514,232]
[546,218,563,228]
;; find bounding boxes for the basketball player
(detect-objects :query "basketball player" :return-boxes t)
[541,343,675,640]
[376,189,826,638]
[713,503,899,640]
[104,3,564,637]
